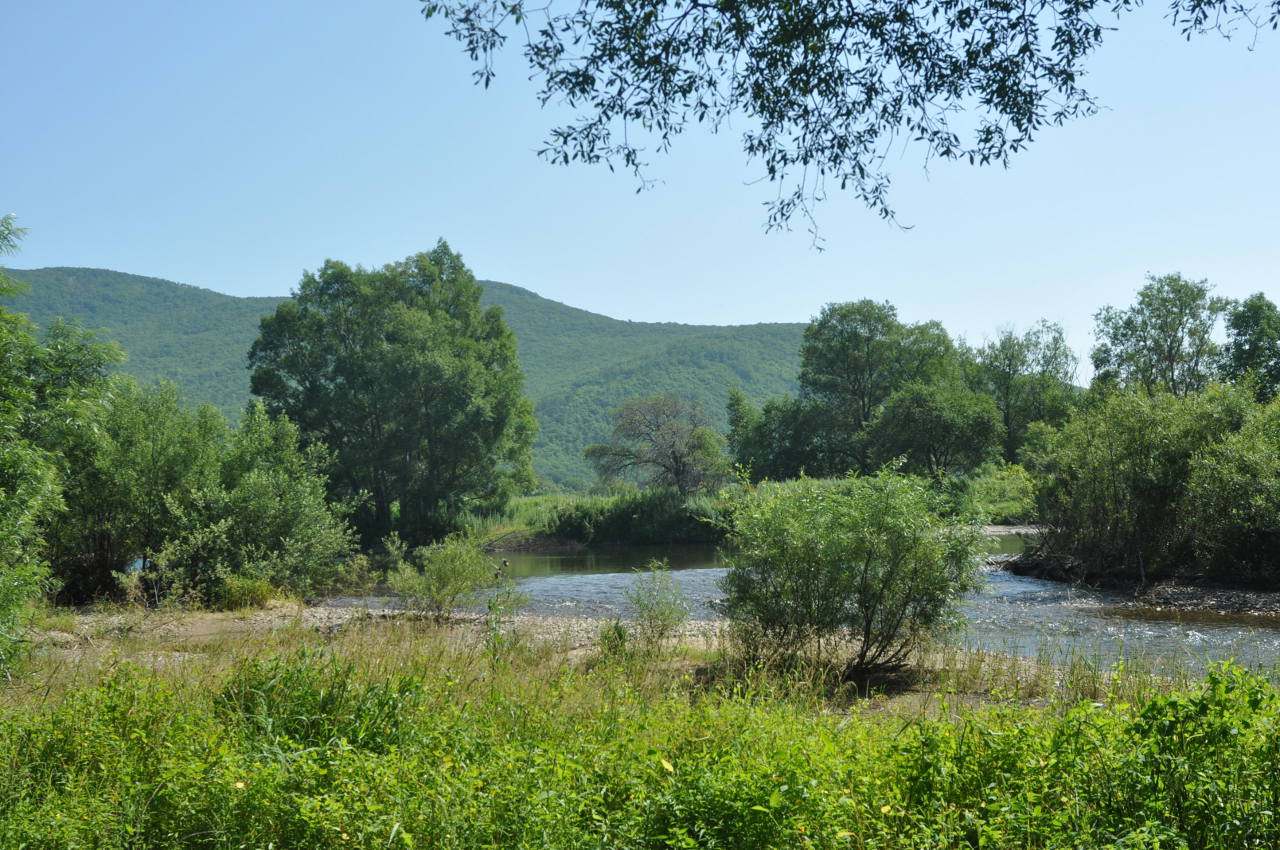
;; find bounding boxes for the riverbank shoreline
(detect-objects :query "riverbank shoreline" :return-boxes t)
[28,600,727,658]
[1002,551,1280,618]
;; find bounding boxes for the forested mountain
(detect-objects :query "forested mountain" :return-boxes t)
[3,268,803,487]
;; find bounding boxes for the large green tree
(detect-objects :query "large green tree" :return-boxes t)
[973,320,1078,460]
[799,300,957,471]
[421,0,1276,227]
[866,380,1004,476]
[1092,274,1231,398]
[1223,292,1280,401]
[727,390,833,482]
[249,244,536,544]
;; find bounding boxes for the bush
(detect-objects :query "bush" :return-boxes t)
[45,376,226,603]
[1183,397,1280,586]
[955,462,1036,524]
[718,473,983,673]
[152,403,355,605]
[625,559,692,652]
[387,534,498,621]
[210,574,274,611]
[1025,384,1254,584]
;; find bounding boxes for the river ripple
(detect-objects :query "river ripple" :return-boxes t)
[332,540,1280,672]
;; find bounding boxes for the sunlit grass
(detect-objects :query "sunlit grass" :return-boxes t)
[4,610,1279,848]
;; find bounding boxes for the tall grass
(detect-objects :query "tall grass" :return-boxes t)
[3,613,1280,848]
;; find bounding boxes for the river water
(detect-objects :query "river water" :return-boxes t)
[491,537,1280,672]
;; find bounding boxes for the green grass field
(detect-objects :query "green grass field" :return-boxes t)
[3,607,1278,849]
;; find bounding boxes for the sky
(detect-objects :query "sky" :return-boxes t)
[4,0,1278,371]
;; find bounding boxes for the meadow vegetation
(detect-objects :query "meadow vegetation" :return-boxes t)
[3,609,1279,849]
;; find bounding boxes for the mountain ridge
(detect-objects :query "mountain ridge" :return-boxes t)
[3,266,804,487]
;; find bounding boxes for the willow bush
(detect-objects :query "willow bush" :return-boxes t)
[718,472,984,673]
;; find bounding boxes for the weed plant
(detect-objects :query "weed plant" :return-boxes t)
[624,559,692,653]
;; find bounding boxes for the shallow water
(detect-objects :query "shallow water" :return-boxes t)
[330,535,1280,672]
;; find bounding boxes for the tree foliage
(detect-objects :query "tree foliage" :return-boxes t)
[46,377,225,602]
[0,307,60,668]
[154,401,355,605]
[1223,292,1280,401]
[1092,274,1231,398]
[866,380,1004,476]
[421,0,1278,227]
[1026,383,1254,584]
[250,243,536,544]
[1,218,121,666]
[47,380,355,606]
[719,474,983,672]
[585,394,729,495]
[1183,398,1280,586]
[727,390,833,481]
[797,300,958,471]
[972,321,1078,460]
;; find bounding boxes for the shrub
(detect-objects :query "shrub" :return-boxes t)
[596,619,632,658]
[151,403,355,605]
[625,559,692,652]
[542,488,725,545]
[386,534,498,621]
[45,376,226,603]
[1183,397,1280,586]
[955,462,1036,524]
[718,472,983,673]
[1025,384,1253,584]
[211,574,274,610]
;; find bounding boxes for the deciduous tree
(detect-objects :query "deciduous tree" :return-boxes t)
[586,394,728,495]
[1224,292,1280,400]
[974,320,1077,460]
[1092,274,1230,398]
[866,380,1004,476]
[799,300,958,470]
[249,244,536,545]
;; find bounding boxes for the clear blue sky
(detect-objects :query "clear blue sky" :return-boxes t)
[4,0,1277,370]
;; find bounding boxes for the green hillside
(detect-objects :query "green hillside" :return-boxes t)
[3,267,803,487]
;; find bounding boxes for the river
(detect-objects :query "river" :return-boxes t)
[492,537,1280,672]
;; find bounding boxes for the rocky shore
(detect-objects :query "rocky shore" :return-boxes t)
[1001,551,1280,618]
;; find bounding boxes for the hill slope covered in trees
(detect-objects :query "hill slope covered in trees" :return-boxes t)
[4,267,803,487]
